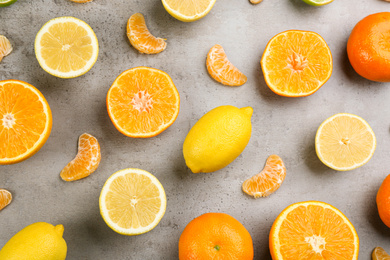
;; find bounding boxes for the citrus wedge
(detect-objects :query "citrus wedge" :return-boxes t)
[0,0,17,7]
[0,189,12,211]
[373,247,390,260]
[315,113,376,171]
[242,155,286,198]
[0,80,52,165]
[127,13,167,54]
[60,133,101,182]
[207,44,247,86]
[35,16,99,78]
[99,168,167,235]
[162,0,216,22]
[302,0,334,6]
[261,30,332,97]
[270,201,359,260]
[0,35,12,62]
[107,67,180,138]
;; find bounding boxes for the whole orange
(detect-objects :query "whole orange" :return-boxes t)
[179,213,254,260]
[347,12,390,82]
[377,174,390,228]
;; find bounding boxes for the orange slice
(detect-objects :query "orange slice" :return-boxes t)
[107,67,180,138]
[60,133,101,181]
[261,30,332,97]
[127,13,167,54]
[0,189,12,211]
[373,247,390,260]
[0,80,52,165]
[242,154,286,198]
[207,44,247,86]
[0,35,12,62]
[270,201,359,260]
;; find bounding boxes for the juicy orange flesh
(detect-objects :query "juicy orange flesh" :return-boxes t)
[263,31,332,95]
[105,173,162,229]
[207,44,247,86]
[317,116,375,169]
[279,205,355,259]
[242,155,286,198]
[164,0,211,16]
[60,133,101,181]
[128,13,166,54]
[0,82,47,159]
[108,69,179,135]
[40,21,93,72]
[0,189,12,211]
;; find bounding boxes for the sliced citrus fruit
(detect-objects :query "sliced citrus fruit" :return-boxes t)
[242,155,286,198]
[60,133,101,182]
[0,80,52,165]
[373,247,390,260]
[315,113,376,171]
[107,67,180,138]
[0,35,12,62]
[127,13,167,54]
[0,0,17,7]
[35,16,99,78]
[270,201,359,260]
[302,0,333,6]
[162,0,216,22]
[99,168,167,235]
[261,30,332,97]
[0,189,12,211]
[206,44,247,86]
[250,0,263,4]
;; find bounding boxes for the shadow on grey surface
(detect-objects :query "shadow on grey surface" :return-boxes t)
[253,58,284,102]
[303,135,329,175]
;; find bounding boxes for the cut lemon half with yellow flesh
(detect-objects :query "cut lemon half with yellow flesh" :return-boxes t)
[99,168,167,235]
[161,0,216,22]
[315,113,376,171]
[35,17,99,78]
[270,201,359,260]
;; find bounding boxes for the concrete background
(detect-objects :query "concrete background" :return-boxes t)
[1,0,390,259]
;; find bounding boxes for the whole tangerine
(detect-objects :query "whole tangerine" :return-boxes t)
[377,174,390,228]
[178,213,254,260]
[347,12,390,82]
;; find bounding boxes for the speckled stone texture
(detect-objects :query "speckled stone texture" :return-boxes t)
[1,0,390,259]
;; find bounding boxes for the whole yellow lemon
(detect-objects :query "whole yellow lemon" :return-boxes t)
[183,105,253,173]
[0,222,67,260]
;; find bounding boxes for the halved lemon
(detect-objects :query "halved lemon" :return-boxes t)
[161,0,217,22]
[315,113,376,171]
[99,168,167,235]
[35,17,99,78]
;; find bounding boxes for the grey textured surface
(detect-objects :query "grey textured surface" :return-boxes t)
[1,0,390,259]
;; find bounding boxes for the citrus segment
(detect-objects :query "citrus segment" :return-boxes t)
[35,16,99,78]
[242,155,286,198]
[127,13,167,54]
[99,168,166,235]
[60,133,101,182]
[373,247,390,260]
[161,0,216,22]
[270,201,359,260]
[0,80,52,165]
[107,67,180,138]
[261,30,332,97]
[0,35,12,62]
[0,189,12,211]
[207,44,247,86]
[315,113,376,171]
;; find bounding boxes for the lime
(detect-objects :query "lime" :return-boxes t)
[301,0,333,6]
[0,0,17,7]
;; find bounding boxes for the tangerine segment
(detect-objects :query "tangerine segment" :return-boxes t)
[60,133,101,182]
[270,201,359,260]
[373,247,390,260]
[127,13,167,54]
[261,30,332,97]
[107,67,180,138]
[0,35,12,62]
[242,155,286,198]
[207,44,247,86]
[0,189,12,211]
[0,80,52,165]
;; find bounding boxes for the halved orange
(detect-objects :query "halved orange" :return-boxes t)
[242,154,286,198]
[107,67,180,138]
[261,30,332,97]
[0,80,52,164]
[127,13,167,54]
[60,133,101,182]
[0,35,12,62]
[206,44,247,86]
[270,201,359,260]
[0,189,12,211]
